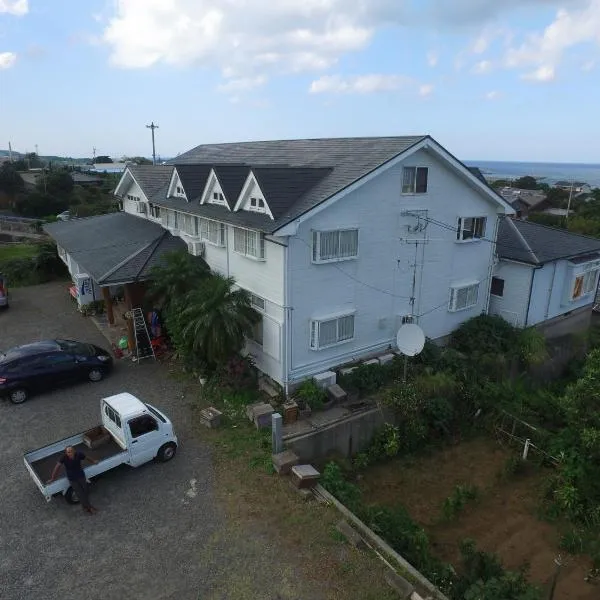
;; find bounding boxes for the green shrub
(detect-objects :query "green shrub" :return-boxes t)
[450,314,519,357]
[354,424,401,468]
[321,462,362,511]
[342,362,390,395]
[296,379,327,411]
[441,484,479,521]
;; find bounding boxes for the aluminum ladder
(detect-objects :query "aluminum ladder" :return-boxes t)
[131,307,156,362]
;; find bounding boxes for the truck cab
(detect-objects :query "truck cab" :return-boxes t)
[101,393,178,465]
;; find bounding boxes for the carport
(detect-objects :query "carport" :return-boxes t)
[44,213,185,348]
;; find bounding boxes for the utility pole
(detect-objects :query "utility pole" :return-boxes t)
[8,142,12,162]
[146,122,159,165]
[93,147,96,164]
[566,179,574,224]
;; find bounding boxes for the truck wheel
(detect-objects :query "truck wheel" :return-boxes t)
[157,442,177,462]
[65,487,80,505]
[9,388,28,404]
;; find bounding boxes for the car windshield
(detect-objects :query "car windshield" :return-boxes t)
[56,339,95,356]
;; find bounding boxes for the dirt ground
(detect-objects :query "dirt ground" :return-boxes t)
[359,437,598,600]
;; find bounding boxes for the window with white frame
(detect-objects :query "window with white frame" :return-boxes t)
[248,197,266,213]
[310,314,355,350]
[181,214,198,237]
[233,227,265,259]
[457,217,487,241]
[211,191,226,204]
[165,209,179,230]
[312,229,359,263]
[199,218,226,246]
[149,204,161,219]
[402,167,428,194]
[449,282,480,312]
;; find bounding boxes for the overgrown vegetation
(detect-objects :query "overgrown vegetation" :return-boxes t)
[321,462,542,599]
[0,241,68,286]
[295,379,328,411]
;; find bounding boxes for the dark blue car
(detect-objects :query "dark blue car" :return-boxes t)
[0,339,113,404]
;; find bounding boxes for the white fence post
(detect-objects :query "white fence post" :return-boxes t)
[522,438,531,461]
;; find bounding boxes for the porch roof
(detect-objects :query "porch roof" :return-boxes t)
[44,212,186,285]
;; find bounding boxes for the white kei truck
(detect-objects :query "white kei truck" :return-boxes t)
[24,392,178,504]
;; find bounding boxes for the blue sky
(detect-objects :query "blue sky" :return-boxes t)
[1,0,599,162]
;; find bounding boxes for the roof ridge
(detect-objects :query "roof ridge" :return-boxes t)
[134,230,170,278]
[506,217,539,264]
[97,235,161,283]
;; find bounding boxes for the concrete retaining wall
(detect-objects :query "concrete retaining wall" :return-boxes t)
[284,407,386,462]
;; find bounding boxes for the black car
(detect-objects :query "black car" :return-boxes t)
[0,339,114,404]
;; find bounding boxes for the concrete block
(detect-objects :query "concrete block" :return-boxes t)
[258,377,280,399]
[378,353,395,366]
[246,402,265,422]
[384,572,414,599]
[339,366,357,377]
[272,450,299,475]
[364,358,380,367]
[199,407,223,429]
[327,383,347,404]
[291,464,320,488]
[335,520,367,550]
[253,403,274,429]
[313,370,336,389]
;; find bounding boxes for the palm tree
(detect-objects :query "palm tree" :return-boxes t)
[149,249,210,310]
[179,274,260,370]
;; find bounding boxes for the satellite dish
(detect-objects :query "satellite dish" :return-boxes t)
[396,323,425,357]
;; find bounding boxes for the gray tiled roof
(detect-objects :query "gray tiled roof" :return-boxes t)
[128,165,173,199]
[497,217,600,265]
[174,164,212,201]
[165,136,427,232]
[44,212,185,284]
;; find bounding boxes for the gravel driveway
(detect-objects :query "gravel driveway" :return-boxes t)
[0,283,225,600]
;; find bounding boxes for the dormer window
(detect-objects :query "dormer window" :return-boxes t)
[213,192,225,203]
[248,197,266,213]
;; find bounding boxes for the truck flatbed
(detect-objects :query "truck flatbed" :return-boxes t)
[30,439,124,483]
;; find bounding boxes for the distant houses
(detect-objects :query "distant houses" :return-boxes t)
[497,187,547,219]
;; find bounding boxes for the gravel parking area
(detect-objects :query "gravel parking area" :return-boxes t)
[0,283,320,600]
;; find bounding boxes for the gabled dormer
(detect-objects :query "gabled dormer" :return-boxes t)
[200,169,230,209]
[167,168,188,200]
[234,171,274,219]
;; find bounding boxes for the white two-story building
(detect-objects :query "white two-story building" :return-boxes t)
[111,136,514,390]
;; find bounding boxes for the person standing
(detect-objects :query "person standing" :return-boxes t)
[48,446,99,514]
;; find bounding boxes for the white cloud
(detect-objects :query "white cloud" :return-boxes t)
[521,64,556,81]
[581,59,596,70]
[505,0,600,80]
[309,74,414,94]
[427,50,438,67]
[485,90,500,100]
[217,75,267,92]
[419,83,435,96]
[0,51,17,69]
[0,0,27,16]
[472,59,492,74]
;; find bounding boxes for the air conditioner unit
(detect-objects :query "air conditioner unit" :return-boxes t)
[187,241,204,257]
[136,202,147,214]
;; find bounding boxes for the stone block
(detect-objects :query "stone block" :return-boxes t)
[253,403,275,429]
[339,366,357,377]
[246,402,265,423]
[378,353,395,366]
[258,377,280,399]
[364,358,380,367]
[199,407,223,429]
[335,520,367,550]
[327,383,347,404]
[313,370,336,389]
[291,464,320,489]
[272,450,299,475]
[384,572,414,599]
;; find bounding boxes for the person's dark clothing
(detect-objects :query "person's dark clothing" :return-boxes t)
[60,451,92,510]
[69,478,92,510]
[59,451,86,481]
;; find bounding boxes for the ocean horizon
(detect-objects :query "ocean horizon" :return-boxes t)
[464,160,600,188]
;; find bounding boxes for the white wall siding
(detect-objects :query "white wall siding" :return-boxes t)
[121,180,149,217]
[528,259,597,325]
[488,260,534,327]
[287,148,501,381]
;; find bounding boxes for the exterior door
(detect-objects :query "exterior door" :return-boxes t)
[127,414,161,466]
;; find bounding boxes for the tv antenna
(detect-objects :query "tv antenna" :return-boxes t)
[396,323,425,382]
